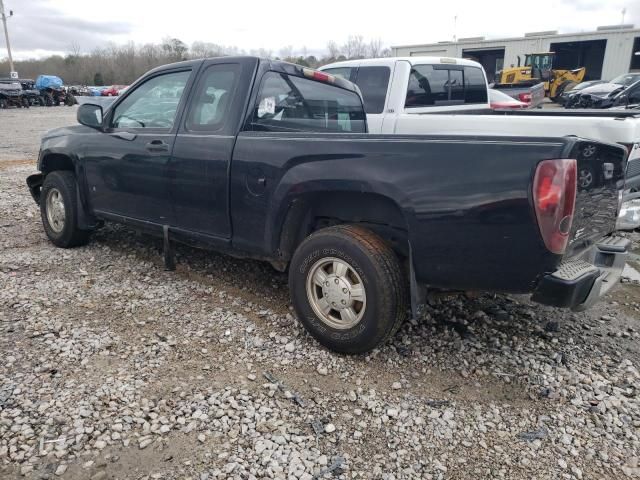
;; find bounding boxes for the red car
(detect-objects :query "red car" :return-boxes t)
[489,89,529,109]
[101,85,127,97]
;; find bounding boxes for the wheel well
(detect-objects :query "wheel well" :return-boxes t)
[41,153,74,174]
[278,192,410,262]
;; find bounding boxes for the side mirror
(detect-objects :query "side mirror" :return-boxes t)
[77,103,103,129]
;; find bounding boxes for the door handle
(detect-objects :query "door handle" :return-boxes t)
[145,140,169,152]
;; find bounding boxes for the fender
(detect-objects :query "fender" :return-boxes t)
[267,176,413,258]
[35,143,99,230]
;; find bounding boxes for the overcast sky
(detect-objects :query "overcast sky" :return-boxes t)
[2,0,639,60]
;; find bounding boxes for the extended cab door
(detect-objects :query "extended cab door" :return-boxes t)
[82,67,194,224]
[168,59,254,239]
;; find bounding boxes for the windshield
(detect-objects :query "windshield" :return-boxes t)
[524,54,553,70]
[610,74,640,86]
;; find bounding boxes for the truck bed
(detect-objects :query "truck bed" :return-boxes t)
[230,132,626,294]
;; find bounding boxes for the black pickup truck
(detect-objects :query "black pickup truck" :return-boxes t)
[27,56,630,353]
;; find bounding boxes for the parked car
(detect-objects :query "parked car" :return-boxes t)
[566,73,640,108]
[489,88,529,109]
[69,85,91,96]
[27,57,630,354]
[1,78,42,106]
[88,86,106,96]
[557,80,605,105]
[0,80,30,108]
[101,85,127,96]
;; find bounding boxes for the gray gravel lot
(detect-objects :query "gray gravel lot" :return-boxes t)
[1,107,640,479]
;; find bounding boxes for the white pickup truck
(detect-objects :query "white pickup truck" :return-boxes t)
[320,57,640,196]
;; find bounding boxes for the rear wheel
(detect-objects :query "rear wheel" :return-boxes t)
[44,93,54,106]
[289,225,407,354]
[40,171,90,248]
[22,97,29,108]
[37,96,45,106]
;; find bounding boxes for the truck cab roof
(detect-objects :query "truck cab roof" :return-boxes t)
[145,56,362,95]
[322,56,485,69]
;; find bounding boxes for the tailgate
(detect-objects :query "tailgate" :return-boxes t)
[565,139,627,257]
[529,83,545,108]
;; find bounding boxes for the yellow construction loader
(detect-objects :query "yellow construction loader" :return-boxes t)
[495,52,586,101]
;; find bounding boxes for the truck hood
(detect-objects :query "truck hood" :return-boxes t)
[42,124,94,141]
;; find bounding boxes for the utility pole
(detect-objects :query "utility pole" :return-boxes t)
[0,0,15,76]
[453,15,457,43]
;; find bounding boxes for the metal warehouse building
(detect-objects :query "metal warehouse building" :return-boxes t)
[392,25,640,84]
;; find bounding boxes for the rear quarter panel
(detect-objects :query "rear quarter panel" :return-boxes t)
[230,132,571,293]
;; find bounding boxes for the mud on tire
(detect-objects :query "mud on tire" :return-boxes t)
[40,171,90,248]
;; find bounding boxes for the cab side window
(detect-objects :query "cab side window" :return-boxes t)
[112,70,191,129]
[251,72,366,133]
[405,65,487,107]
[185,64,239,132]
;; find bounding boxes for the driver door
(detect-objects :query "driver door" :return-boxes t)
[82,68,194,225]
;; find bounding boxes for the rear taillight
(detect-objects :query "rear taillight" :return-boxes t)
[533,159,577,254]
[518,92,532,103]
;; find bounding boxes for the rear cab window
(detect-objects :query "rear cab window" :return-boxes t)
[405,64,487,108]
[250,72,366,133]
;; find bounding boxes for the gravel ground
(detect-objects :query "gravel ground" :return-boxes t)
[1,108,640,480]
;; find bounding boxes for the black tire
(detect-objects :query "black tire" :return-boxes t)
[289,224,408,354]
[44,93,54,106]
[0,98,6,109]
[40,171,90,248]
[22,97,29,108]
[37,96,45,106]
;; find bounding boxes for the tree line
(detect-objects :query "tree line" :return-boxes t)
[0,36,390,86]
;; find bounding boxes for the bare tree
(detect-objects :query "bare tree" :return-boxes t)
[326,41,341,60]
[0,35,393,85]
[343,35,366,59]
[249,48,273,59]
[367,38,383,58]
[279,45,294,61]
[161,38,188,62]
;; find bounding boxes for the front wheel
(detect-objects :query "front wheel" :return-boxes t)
[40,171,90,248]
[289,225,408,354]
